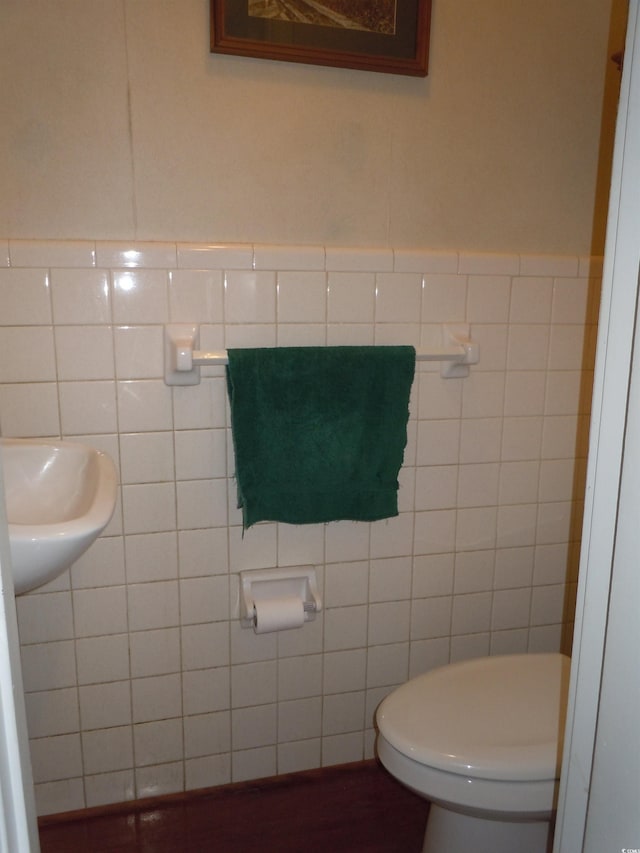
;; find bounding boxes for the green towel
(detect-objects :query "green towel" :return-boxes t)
[226,346,415,528]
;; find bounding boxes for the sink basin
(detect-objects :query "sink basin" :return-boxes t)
[0,438,118,594]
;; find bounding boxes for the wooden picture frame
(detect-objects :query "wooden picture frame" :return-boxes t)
[210,1,431,77]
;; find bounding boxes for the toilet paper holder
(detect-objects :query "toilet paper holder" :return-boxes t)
[239,566,322,629]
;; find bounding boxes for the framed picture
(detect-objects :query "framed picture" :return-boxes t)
[210,1,432,77]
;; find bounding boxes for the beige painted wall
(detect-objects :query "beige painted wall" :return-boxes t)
[0,1,623,252]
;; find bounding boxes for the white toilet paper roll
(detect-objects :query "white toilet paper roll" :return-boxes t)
[253,596,305,634]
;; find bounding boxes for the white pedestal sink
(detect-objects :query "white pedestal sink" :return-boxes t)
[1,438,118,594]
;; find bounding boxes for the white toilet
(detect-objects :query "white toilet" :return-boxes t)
[376,652,570,853]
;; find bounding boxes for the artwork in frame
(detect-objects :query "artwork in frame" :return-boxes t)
[210,1,432,77]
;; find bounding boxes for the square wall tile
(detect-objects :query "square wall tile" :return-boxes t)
[183,710,231,759]
[59,381,117,434]
[324,606,367,651]
[224,271,276,324]
[122,483,176,535]
[172,378,227,430]
[112,269,169,324]
[73,587,129,638]
[507,326,549,371]
[459,418,502,464]
[231,661,277,708]
[278,697,322,742]
[368,601,410,645]
[25,689,80,739]
[79,681,132,731]
[463,324,507,373]
[494,547,534,589]
[510,277,552,323]
[277,655,322,701]
[322,691,365,736]
[375,273,421,322]
[182,623,230,671]
[180,576,229,624]
[124,532,178,583]
[277,271,327,323]
[421,274,466,323]
[117,380,173,432]
[369,557,412,602]
[504,372,546,417]
[408,638,450,676]
[133,719,183,767]
[327,272,375,323]
[75,635,130,686]
[324,562,369,609]
[30,734,83,784]
[492,588,532,631]
[417,420,460,465]
[451,592,492,635]
[17,592,74,644]
[182,667,230,716]
[82,727,133,775]
[0,382,60,437]
[129,627,181,678]
[413,510,456,556]
[176,479,228,529]
[461,373,505,419]
[168,269,223,323]
[323,649,366,694]
[552,278,589,324]
[411,595,453,642]
[466,276,511,323]
[120,432,175,485]
[366,642,409,688]
[0,268,51,325]
[132,674,182,723]
[114,325,164,380]
[127,581,179,631]
[454,550,494,594]
[231,705,276,751]
[55,326,114,380]
[0,327,56,383]
[178,528,229,577]
[50,269,111,325]
[175,430,227,480]
[412,554,454,598]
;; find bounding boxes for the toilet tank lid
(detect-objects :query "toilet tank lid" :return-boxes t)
[376,653,571,782]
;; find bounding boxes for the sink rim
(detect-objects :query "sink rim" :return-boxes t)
[2,437,117,537]
[1,437,118,594]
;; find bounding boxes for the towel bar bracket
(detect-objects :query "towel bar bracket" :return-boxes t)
[163,324,479,385]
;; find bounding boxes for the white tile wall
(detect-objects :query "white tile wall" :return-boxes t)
[0,239,599,816]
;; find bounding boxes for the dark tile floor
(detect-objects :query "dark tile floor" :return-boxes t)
[38,761,428,853]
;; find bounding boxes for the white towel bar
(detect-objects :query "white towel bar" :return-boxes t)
[164,323,479,385]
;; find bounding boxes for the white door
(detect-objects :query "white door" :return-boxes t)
[0,459,40,851]
[555,1,640,850]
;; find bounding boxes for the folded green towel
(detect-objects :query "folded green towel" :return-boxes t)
[226,346,415,528]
